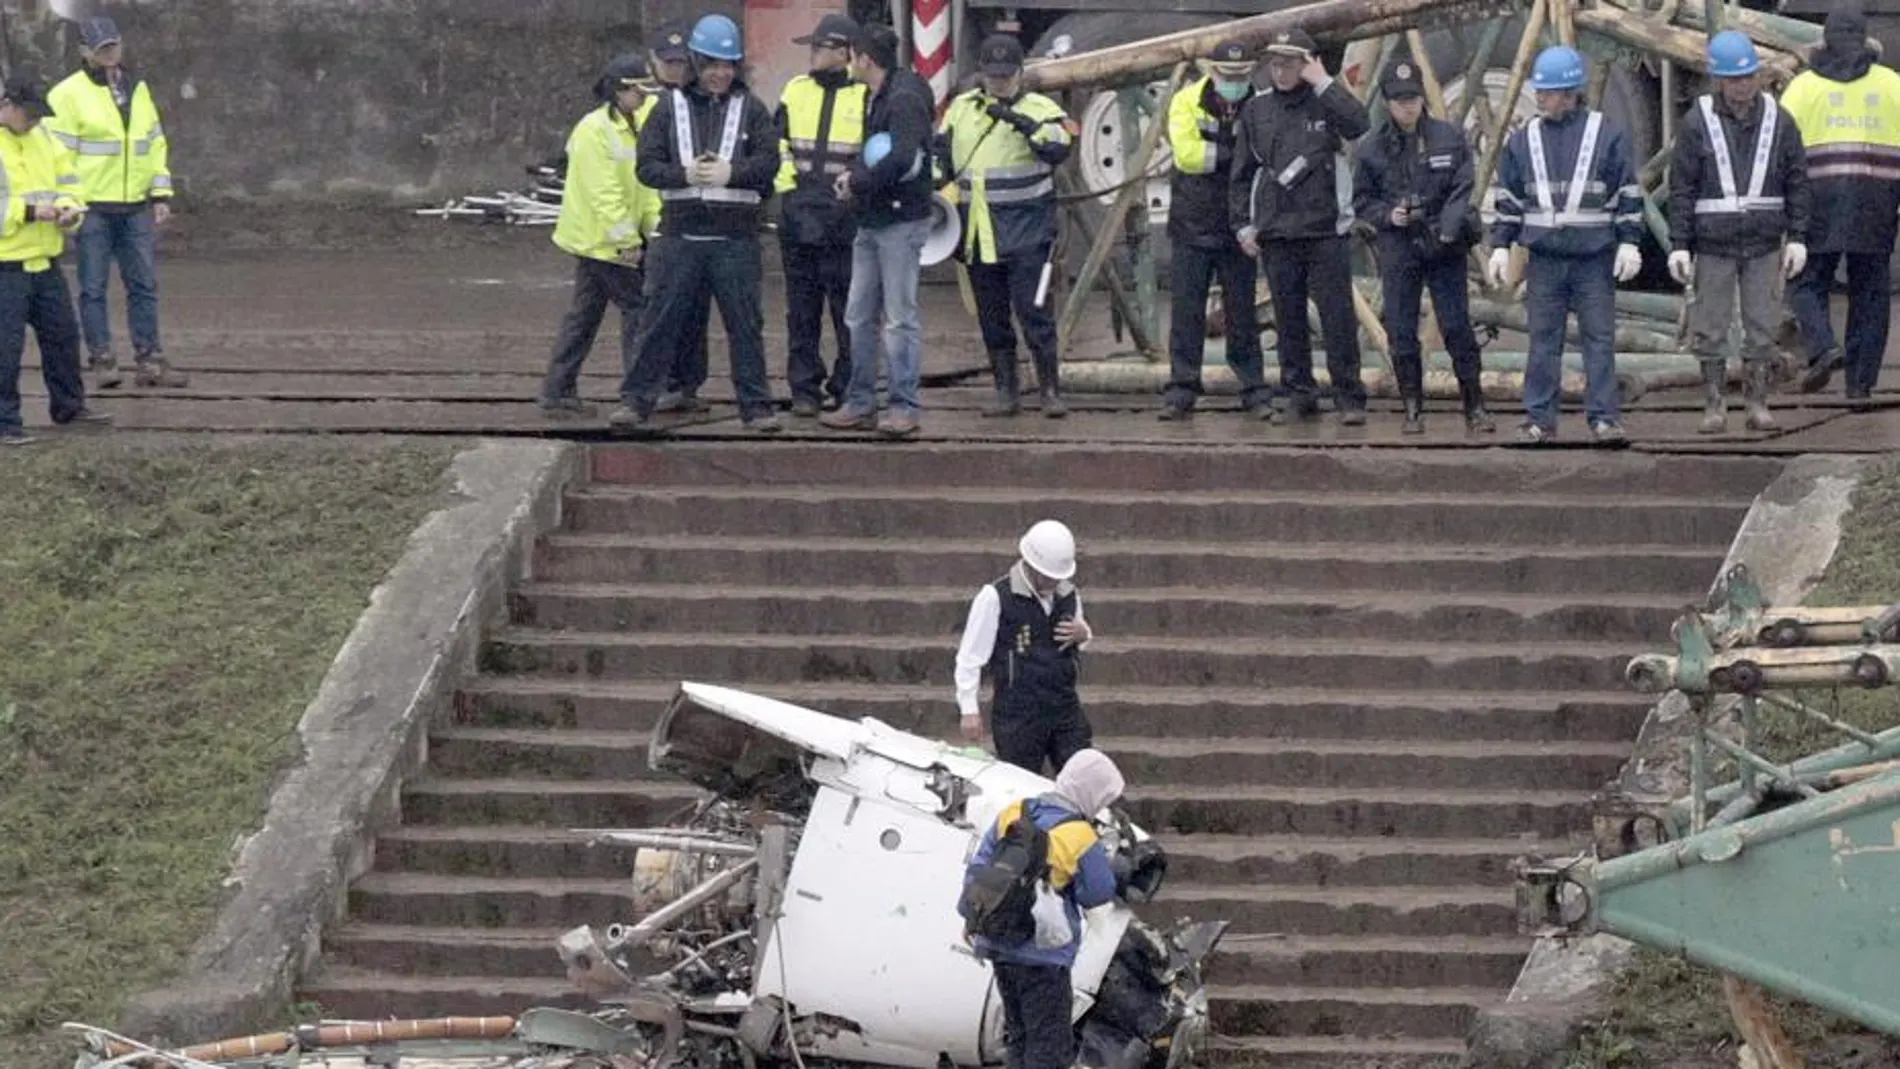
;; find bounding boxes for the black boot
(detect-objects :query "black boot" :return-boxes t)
[983,351,1020,417]
[1401,396,1424,435]
[1033,349,1066,418]
[1459,380,1496,433]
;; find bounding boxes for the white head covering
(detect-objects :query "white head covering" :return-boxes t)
[1054,748,1126,818]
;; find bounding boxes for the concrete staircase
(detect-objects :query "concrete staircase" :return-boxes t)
[301,443,1782,1068]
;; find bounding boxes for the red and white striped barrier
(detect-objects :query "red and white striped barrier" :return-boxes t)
[912,0,953,108]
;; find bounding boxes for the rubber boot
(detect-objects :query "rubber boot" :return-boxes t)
[1459,379,1496,433]
[1697,359,1727,434]
[1400,396,1424,435]
[1033,349,1066,419]
[1744,361,1777,431]
[982,351,1020,417]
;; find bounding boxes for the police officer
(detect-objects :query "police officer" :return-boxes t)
[1158,39,1269,421]
[648,19,714,416]
[939,35,1076,418]
[1229,30,1371,425]
[1353,59,1494,435]
[0,73,109,445]
[1781,4,1900,401]
[537,55,661,417]
[611,14,782,436]
[952,519,1095,776]
[1667,31,1809,434]
[1485,45,1643,445]
[775,13,865,417]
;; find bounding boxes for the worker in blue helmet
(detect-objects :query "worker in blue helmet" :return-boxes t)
[612,13,785,437]
[1666,29,1809,435]
[1485,44,1643,446]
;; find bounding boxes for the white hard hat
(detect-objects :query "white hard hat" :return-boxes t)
[1019,519,1076,581]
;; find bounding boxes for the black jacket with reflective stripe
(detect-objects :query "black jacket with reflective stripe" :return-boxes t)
[1666,93,1809,259]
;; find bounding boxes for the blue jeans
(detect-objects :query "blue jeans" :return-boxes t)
[1523,250,1619,430]
[0,263,88,433]
[841,217,929,417]
[75,207,161,359]
[619,235,773,420]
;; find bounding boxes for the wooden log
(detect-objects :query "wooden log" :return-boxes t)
[1448,18,1507,127]
[1022,0,1512,93]
[1473,0,1549,217]
[1722,975,1809,1069]
[1405,29,1451,118]
[1551,0,1577,49]
[1662,0,1824,55]
[1056,194,1155,357]
[1572,7,1800,85]
[1468,297,1684,352]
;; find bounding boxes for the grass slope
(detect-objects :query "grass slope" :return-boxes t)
[0,437,457,1069]
[1565,460,1900,1069]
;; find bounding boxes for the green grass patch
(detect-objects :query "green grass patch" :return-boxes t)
[1565,458,1900,1069]
[0,436,459,1069]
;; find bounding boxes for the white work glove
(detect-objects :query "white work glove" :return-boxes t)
[1613,242,1641,283]
[1667,249,1694,286]
[1782,241,1807,281]
[1485,246,1512,289]
[691,158,733,188]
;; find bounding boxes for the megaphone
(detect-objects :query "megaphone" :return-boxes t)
[920,191,960,267]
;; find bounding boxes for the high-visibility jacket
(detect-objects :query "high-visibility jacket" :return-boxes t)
[0,123,82,270]
[46,66,171,206]
[774,69,866,246]
[553,99,661,263]
[1665,92,1808,260]
[1166,77,1251,249]
[1490,106,1642,258]
[1780,59,1900,253]
[938,89,1073,263]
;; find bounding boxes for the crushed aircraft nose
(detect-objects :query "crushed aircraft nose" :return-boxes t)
[561,682,1228,1069]
[65,682,1225,1069]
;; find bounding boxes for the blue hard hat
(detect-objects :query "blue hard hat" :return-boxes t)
[1530,46,1586,91]
[689,14,744,61]
[1708,30,1761,77]
[862,132,893,168]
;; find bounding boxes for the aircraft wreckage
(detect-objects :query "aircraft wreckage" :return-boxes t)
[68,683,1225,1069]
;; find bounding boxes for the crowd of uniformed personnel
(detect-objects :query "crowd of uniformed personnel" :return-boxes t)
[0,16,182,446]
[534,1,1900,445]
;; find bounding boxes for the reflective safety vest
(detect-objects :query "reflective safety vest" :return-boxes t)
[0,123,82,270]
[775,73,867,193]
[1167,77,1226,177]
[552,98,662,263]
[1524,111,1610,230]
[661,89,762,207]
[940,89,1073,263]
[46,68,171,205]
[1780,66,1900,183]
[1692,93,1783,217]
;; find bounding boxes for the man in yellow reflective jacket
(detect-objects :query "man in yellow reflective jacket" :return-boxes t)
[938,35,1075,417]
[774,13,866,417]
[1781,5,1900,401]
[0,73,110,445]
[46,16,184,391]
[538,55,662,416]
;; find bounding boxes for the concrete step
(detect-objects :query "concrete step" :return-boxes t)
[400,778,1591,840]
[585,442,1782,499]
[1156,885,1515,938]
[477,629,1641,692]
[371,826,1565,889]
[425,727,1629,792]
[1210,934,1532,989]
[558,485,1750,548]
[294,967,1492,1054]
[453,678,1649,743]
[345,873,636,929]
[532,533,1728,596]
[1209,984,1495,1040]
[324,923,1527,991]
[1207,1035,1464,1069]
[507,583,1683,645]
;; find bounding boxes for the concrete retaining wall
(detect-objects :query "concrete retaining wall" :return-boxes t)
[17,0,739,201]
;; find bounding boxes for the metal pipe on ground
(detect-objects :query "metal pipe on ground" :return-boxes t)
[1468,297,1684,352]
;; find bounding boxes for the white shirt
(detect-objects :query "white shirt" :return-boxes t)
[953,574,1090,719]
